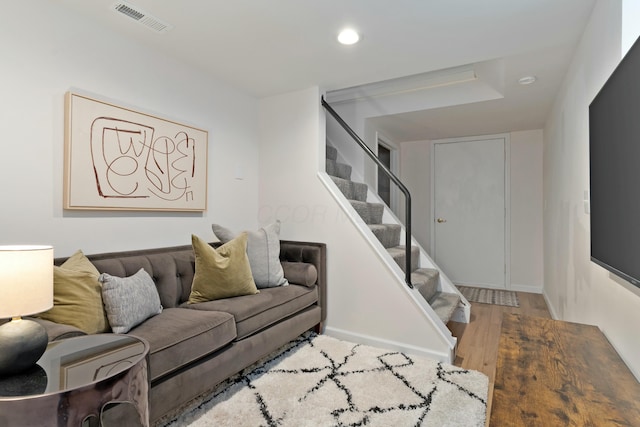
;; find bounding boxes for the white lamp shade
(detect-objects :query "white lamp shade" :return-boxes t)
[0,245,54,318]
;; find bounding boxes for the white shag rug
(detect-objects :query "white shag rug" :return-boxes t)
[166,333,488,427]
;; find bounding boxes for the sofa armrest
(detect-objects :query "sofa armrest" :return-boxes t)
[279,241,326,326]
[27,317,87,341]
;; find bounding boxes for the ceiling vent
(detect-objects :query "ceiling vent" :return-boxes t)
[112,2,173,33]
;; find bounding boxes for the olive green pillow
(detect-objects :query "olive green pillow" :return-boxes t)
[37,250,109,334]
[188,233,258,304]
[212,221,288,289]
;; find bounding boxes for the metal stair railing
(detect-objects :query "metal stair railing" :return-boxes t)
[321,96,413,288]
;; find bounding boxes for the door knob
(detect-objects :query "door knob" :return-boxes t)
[437,218,447,223]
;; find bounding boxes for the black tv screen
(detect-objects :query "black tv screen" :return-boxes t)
[589,35,640,288]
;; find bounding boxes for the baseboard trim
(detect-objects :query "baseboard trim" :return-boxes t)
[323,326,452,363]
[542,289,560,320]
[510,283,543,294]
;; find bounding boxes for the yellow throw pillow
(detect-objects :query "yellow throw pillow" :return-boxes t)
[36,250,109,334]
[188,233,258,304]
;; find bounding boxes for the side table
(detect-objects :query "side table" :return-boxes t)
[490,313,640,425]
[0,334,150,427]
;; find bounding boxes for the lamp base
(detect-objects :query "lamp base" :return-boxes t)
[0,364,47,396]
[0,318,48,377]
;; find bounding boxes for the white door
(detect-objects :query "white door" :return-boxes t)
[432,136,507,289]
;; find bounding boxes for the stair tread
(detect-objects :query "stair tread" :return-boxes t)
[411,267,439,279]
[349,199,382,206]
[368,223,401,229]
[386,245,419,256]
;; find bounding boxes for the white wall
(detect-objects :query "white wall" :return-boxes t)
[510,130,544,292]
[399,141,432,246]
[543,0,640,379]
[258,87,454,360]
[4,0,454,362]
[622,0,640,54]
[0,1,260,256]
[399,130,544,292]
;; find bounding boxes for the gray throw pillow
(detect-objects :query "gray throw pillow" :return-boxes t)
[212,221,288,288]
[99,268,163,333]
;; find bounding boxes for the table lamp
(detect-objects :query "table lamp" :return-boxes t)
[0,245,53,377]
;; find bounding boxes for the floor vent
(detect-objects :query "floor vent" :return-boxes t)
[112,2,173,33]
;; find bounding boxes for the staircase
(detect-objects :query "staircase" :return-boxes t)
[325,143,463,324]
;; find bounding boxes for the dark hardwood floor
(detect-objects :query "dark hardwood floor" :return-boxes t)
[447,291,551,426]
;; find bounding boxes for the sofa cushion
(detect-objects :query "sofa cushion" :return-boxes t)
[128,307,236,382]
[212,221,288,289]
[37,250,109,334]
[185,284,317,340]
[99,268,163,333]
[188,234,258,303]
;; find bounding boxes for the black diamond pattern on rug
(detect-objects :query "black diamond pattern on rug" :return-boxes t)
[167,333,488,427]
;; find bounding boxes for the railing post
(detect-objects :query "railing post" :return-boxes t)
[321,97,413,288]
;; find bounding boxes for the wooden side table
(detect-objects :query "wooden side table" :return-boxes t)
[490,313,640,426]
[0,334,150,427]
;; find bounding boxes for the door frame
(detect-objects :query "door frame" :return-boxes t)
[376,132,400,212]
[429,133,511,289]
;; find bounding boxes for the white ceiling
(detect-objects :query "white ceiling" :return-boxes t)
[58,0,597,142]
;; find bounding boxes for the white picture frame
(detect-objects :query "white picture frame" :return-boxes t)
[64,91,208,211]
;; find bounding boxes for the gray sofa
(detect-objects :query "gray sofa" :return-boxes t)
[36,240,326,426]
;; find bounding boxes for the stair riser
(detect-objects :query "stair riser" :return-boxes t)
[368,204,383,224]
[412,269,440,301]
[369,224,401,248]
[326,159,352,180]
[336,163,352,180]
[389,246,420,273]
[329,176,368,202]
[351,182,367,202]
[330,176,353,199]
[326,145,338,161]
[350,201,384,224]
[429,293,461,324]
[326,161,337,178]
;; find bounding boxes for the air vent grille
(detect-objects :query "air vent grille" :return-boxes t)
[115,4,144,20]
[112,2,173,33]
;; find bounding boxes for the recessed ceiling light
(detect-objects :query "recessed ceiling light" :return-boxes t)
[338,29,360,45]
[518,75,537,85]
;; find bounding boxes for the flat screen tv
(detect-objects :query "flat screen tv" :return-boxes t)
[590,35,640,288]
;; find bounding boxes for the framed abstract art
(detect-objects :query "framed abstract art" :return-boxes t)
[64,91,208,211]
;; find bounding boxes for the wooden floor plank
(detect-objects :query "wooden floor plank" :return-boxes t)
[448,291,551,426]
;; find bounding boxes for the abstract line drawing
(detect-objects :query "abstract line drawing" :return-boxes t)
[64,92,208,211]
